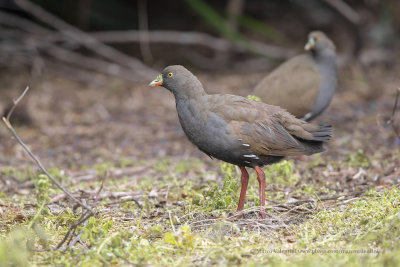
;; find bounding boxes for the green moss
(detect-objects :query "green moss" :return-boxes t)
[81,217,114,245]
[1,155,398,266]
[33,174,52,206]
[265,160,298,186]
[1,167,35,181]
[246,95,262,102]
[346,149,370,167]
[202,162,240,210]
[308,154,325,168]
[155,158,171,172]
[163,224,200,248]
[0,228,31,267]
[93,162,114,176]
[174,158,203,174]
[118,157,136,168]
[47,167,67,181]
[148,225,163,238]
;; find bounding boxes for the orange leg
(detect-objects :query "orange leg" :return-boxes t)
[237,166,249,212]
[255,166,266,218]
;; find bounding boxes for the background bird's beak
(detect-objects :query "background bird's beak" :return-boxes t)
[149,74,163,86]
[304,38,315,51]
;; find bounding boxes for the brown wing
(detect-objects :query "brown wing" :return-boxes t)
[230,114,320,157]
[252,55,321,118]
[208,95,327,157]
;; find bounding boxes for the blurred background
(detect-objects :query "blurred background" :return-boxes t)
[1,2,400,265]
[0,0,399,167]
[1,0,399,71]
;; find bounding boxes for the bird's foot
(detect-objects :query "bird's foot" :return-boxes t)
[228,211,245,221]
[258,207,266,219]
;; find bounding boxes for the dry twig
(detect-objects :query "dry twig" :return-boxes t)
[2,87,93,213]
[321,0,361,25]
[0,10,49,34]
[137,0,153,63]
[89,30,294,59]
[1,86,98,251]
[13,0,156,80]
[0,11,143,83]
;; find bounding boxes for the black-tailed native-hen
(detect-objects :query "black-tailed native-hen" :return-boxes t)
[149,65,332,218]
[252,31,337,121]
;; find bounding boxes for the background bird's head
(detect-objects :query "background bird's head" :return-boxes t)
[305,31,336,54]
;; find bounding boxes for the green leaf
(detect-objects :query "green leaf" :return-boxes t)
[164,232,177,245]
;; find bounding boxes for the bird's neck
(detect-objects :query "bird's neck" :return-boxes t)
[311,49,337,78]
[173,84,207,102]
[310,48,337,116]
[312,49,336,66]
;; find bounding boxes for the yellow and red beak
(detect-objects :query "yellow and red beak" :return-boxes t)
[149,74,163,87]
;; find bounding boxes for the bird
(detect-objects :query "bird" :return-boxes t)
[252,31,337,121]
[149,65,332,218]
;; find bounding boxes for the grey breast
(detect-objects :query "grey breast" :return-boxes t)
[176,97,243,160]
[310,51,337,118]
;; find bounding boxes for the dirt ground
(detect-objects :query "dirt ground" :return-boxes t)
[1,60,399,179]
[0,59,399,265]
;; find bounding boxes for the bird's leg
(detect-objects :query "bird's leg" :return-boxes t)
[237,166,249,213]
[255,166,266,219]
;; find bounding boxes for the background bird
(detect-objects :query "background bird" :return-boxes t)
[252,31,337,121]
[150,65,332,218]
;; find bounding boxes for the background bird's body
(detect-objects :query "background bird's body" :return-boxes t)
[252,31,337,121]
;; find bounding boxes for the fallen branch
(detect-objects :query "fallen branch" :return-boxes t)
[32,211,92,252]
[13,0,156,80]
[0,11,148,82]
[41,59,109,86]
[69,165,150,185]
[321,0,361,25]
[2,87,93,213]
[50,190,144,206]
[44,46,140,82]
[0,10,50,34]
[0,9,293,77]
[89,30,294,59]
[2,86,97,251]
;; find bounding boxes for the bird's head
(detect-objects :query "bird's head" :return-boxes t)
[149,65,205,99]
[305,31,336,53]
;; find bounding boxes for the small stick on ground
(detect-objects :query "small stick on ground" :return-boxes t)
[31,211,93,252]
[2,87,93,213]
[5,86,30,122]
[94,170,108,202]
[2,86,97,251]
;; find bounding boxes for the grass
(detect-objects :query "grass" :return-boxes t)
[0,158,399,266]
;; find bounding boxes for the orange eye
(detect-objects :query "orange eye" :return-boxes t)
[316,37,322,42]
[168,72,173,77]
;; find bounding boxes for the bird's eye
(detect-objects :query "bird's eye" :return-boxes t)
[168,72,173,77]
[316,36,322,42]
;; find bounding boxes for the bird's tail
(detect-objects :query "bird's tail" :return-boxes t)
[311,124,333,142]
[296,124,333,155]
